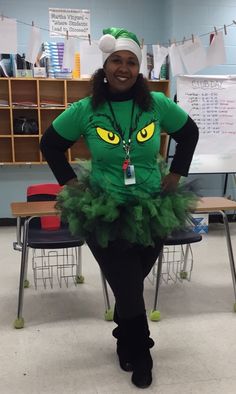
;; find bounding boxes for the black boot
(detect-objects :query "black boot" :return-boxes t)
[119,314,153,389]
[113,306,133,371]
[112,307,155,373]
[112,327,155,348]
[112,308,155,373]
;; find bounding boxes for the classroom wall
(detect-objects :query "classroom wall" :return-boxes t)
[1,0,236,218]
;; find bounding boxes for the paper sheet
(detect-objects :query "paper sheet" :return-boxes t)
[169,43,185,76]
[178,36,207,74]
[0,18,17,54]
[80,40,102,77]
[25,26,42,64]
[62,37,76,69]
[152,45,169,79]
[206,31,226,67]
[140,45,148,78]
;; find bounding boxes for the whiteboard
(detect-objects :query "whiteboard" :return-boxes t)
[177,75,236,174]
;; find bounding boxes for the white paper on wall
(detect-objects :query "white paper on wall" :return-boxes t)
[152,45,169,79]
[140,45,148,78]
[25,26,42,64]
[80,40,102,77]
[178,36,207,74]
[62,37,76,69]
[0,18,17,54]
[206,31,226,67]
[168,43,185,76]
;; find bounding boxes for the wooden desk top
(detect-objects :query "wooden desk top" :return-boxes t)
[11,197,236,218]
[196,197,236,212]
[11,201,58,217]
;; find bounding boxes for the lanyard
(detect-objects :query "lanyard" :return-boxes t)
[107,100,135,165]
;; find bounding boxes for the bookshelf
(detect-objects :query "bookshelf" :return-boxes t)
[0,78,170,164]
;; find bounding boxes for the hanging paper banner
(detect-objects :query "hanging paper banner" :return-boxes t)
[49,8,90,38]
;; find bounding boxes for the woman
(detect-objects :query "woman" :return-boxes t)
[40,27,199,389]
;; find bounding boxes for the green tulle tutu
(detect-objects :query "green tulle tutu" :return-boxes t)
[56,161,198,248]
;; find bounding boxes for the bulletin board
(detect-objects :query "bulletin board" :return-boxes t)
[177,75,236,174]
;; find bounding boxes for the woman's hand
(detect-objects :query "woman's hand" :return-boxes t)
[161,172,181,193]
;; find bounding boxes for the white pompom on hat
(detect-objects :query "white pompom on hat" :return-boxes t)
[98,27,142,65]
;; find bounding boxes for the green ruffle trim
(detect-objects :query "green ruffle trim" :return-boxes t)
[56,161,198,248]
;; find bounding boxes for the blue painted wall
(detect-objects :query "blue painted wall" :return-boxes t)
[0,0,236,217]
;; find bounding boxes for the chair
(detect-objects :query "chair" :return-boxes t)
[13,183,85,328]
[149,228,202,321]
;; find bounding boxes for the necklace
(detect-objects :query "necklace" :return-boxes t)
[107,100,136,185]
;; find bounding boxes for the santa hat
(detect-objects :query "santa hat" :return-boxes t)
[99,27,142,65]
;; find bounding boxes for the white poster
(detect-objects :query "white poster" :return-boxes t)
[49,8,90,38]
[177,75,236,174]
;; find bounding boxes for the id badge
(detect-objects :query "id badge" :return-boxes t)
[124,165,136,185]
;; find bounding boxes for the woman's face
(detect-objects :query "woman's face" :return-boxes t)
[104,50,140,94]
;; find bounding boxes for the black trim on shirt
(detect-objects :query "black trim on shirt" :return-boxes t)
[40,125,77,185]
[169,116,199,177]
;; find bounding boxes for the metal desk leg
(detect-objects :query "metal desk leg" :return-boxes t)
[180,244,192,280]
[75,246,85,284]
[220,210,236,311]
[14,218,30,329]
[149,248,164,321]
[100,270,113,321]
[13,217,23,251]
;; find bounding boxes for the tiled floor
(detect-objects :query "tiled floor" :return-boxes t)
[1,223,236,393]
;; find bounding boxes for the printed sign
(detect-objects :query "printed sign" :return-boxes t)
[49,8,90,38]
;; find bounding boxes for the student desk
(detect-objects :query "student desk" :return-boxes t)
[194,197,236,311]
[11,197,236,328]
[11,201,112,328]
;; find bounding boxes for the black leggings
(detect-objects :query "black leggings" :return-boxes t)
[87,237,164,319]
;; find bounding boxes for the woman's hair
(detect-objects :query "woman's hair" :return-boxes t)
[90,68,153,111]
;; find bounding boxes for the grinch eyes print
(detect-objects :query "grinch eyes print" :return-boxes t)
[96,127,120,144]
[136,122,155,143]
[96,122,155,146]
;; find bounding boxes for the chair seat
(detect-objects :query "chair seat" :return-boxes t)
[28,228,84,249]
[165,229,202,246]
